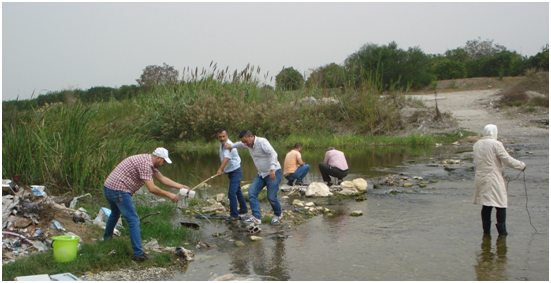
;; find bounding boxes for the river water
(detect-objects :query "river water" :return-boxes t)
[156,143,548,281]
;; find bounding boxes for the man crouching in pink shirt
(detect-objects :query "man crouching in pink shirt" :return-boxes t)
[319,146,349,186]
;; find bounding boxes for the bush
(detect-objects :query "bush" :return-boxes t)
[275,67,304,91]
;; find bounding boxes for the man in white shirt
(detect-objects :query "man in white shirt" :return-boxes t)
[216,128,248,221]
[225,130,283,225]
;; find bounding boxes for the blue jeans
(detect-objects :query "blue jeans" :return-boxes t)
[284,164,310,183]
[103,186,143,256]
[248,169,282,219]
[227,168,248,218]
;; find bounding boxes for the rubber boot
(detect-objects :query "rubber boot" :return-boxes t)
[483,221,492,235]
[496,223,508,236]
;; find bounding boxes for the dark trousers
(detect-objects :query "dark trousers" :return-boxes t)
[481,205,506,223]
[319,162,348,182]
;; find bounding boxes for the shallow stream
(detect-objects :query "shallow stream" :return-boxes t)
[156,143,548,280]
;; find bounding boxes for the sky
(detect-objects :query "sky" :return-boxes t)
[2,2,549,101]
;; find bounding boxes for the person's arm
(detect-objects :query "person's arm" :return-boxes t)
[495,142,526,171]
[144,178,179,203]
[297,153,306,166]
[217,157,230,175]
[225,142,247,150]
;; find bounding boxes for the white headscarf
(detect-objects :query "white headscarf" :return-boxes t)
[483,124,498,140]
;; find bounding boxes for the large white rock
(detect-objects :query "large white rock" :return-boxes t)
[305,182,333,197]
[352,178,368,193]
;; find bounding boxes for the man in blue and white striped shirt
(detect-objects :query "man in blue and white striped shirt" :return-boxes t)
[225,130,283,225]
[216,128,248,221]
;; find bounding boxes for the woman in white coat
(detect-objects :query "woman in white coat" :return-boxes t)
[473,124,526,236]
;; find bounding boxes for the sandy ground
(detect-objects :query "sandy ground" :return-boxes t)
[408,89,549,143]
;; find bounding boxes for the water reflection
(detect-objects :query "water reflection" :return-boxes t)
[227,235,290,280]
[474,235,508,280]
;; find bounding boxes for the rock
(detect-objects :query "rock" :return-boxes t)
[241,184,250,191]
[304,202,315,207]
[250,236,263,241]
[350,210,363,216]
[338,187,359,196]
[215,193,226,203]
[234,241,245,247]
[341,181,356,190]
[305,182,333,197]
[403,183,413,187]
[352,178,368,193]
[143,238,160,250]
[202,203,226,213]
[419,183,427,188]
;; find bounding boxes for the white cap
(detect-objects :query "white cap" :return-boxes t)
[152,147,172,164]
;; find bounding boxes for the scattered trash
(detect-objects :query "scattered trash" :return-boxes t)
[250,236,263,241]
[32,229,42,238]
[73,215,85,223]
[50,220,66,231]
[93,207,122,236]
[175,247,195,262]
[247,225,261,234]
[14,272,82,281]
[69,193,92,209]
[195,240,216,250]
[31,186,47,197]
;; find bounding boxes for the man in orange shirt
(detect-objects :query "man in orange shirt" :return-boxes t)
[283,143,310,186]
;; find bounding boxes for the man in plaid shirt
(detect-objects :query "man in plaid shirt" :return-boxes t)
[103,147,190,262]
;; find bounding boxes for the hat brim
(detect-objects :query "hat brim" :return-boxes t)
[164,157,172,164]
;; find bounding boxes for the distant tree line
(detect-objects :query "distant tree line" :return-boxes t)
[304,38,549,91]
[4,38,548,110]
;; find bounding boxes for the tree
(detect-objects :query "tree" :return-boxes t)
[431,59,467,80]
[464,37,506,60]
[529,44,549,71]
[275,67,304,91]
[136,63,179,90]
[306,63,345,89]
[344,41,432,91]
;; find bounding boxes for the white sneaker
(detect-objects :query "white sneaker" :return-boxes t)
[271,214,283,225]
[243,216,261,225]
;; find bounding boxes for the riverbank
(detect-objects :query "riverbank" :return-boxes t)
[2,76,548,280]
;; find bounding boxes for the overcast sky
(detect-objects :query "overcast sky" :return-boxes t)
[2,2,549,101]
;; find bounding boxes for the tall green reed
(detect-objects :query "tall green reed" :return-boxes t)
[2,101,144,196]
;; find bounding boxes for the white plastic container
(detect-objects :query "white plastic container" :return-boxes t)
[179,188,195,198]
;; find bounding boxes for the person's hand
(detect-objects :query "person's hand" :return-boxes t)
[217,169,224,176]
[169,193,179,203]
[269,170,276,181]
[223,143,233,150]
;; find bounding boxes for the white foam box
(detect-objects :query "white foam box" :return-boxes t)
[14,274,51,281]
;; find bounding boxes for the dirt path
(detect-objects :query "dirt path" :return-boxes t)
[410,89,549,143]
